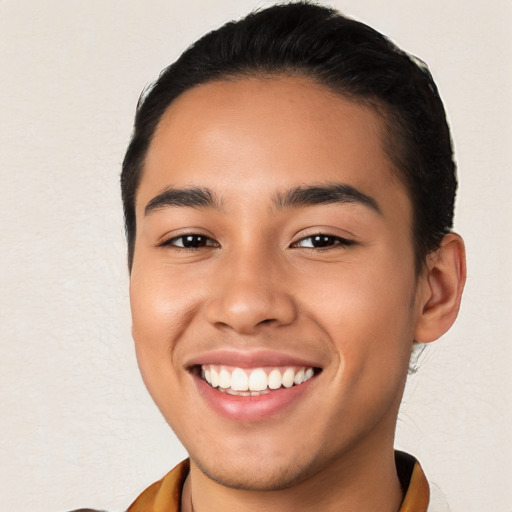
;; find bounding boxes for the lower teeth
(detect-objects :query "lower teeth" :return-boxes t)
[217,387,271,396]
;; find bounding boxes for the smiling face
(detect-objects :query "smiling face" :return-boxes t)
[130,76,428,491]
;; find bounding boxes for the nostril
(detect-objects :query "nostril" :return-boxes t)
[205,284,297,334]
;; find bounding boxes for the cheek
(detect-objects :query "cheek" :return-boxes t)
[130,276,169,351]
[129,257,211,398]
[301,253,416,371]
[129,271,190,420]
[129,266,183,387]
[130,260,195,343]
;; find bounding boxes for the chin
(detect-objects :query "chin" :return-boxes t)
[190,449,318,492]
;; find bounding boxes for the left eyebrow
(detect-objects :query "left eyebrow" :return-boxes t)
[272,183,382,214]
[144,186,222,216]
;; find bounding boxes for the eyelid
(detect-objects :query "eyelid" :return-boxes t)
[157,230,219,249]
[290,230,356,249]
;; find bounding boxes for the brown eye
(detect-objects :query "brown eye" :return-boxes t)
[293,235,354,249]
[164,234,218,249]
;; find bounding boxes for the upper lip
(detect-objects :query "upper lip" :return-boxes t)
[184,349,323,370]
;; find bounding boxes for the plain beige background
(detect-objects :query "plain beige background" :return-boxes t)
[1,1,510,511]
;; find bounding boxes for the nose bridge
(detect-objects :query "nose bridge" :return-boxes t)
[206,242,296,333]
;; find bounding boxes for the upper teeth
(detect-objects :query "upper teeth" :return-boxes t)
[201,365,315,393]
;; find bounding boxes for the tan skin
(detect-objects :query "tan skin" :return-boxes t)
[130,76,466,512]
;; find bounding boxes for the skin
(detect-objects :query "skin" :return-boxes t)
[130,76,466,512]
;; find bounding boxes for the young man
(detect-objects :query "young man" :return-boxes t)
[120,3,466,511]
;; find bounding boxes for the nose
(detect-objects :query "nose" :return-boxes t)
[205,248,297,334]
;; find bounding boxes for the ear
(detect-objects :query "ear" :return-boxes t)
[414,233,466,343]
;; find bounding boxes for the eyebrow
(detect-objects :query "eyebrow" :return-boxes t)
[273,183,381,214]
[144,182,381,216]
[145,186,222,216]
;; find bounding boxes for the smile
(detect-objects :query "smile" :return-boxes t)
[200,365,316,396]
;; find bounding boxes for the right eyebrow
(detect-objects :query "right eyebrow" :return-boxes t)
[144,186,222,216]
[272,182,382,214]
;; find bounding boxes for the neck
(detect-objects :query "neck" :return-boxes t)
[181,441,403,512]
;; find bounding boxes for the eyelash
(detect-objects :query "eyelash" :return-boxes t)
[159,233,355,251]
[291,234,355,250]
[160,234,219,250]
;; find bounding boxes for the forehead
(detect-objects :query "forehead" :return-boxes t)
[139,76,409,218]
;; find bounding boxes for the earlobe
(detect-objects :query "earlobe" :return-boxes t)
[414,233,466,343]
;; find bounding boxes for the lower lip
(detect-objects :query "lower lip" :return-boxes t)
[193,373,317,422]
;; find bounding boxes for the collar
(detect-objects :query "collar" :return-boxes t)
[127,452,430,512]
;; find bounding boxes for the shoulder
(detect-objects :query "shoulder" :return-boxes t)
[126,459,190,512]
[395,450,450,512]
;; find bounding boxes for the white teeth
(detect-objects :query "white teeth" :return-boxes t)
[268,368,282,389]
[210,367,219,388]
[294,368,305,385]
[200,365,316,393]
[249,368,267,391]
[219,368,231,389]
[282,368,295,388]
[231,368,249,391]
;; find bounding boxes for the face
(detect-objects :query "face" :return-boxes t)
[130,76,427,490]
